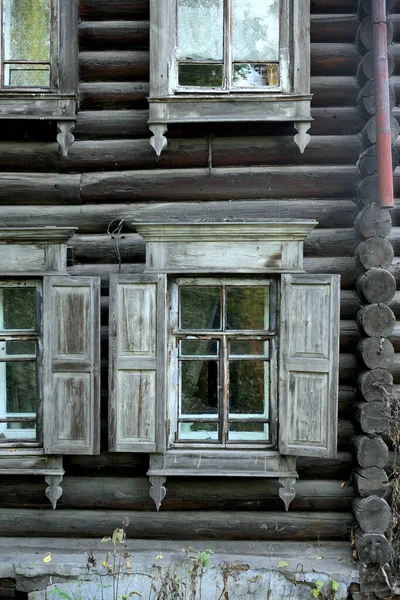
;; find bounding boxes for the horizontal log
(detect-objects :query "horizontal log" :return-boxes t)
[0,477,355,512]
[81,166,358,203]
[0,200,360,232]
[310,15,358,43]
[79,21,149,51]
[311,44,361,76]
[0,173,81,205]
[79,51,149,82]
[0,508,353,539]
[79,0,149,20]
[60,136,362,173]
[74,108,366,140]
[311,0,358,11]
[79,82,149,110]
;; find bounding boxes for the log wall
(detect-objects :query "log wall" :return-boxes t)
[0,0,398,542]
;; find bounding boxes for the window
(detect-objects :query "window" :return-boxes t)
[0,228,100,509]
[149,0,311,155]
[0,281,42,443]
[0,0,78,155]
[108,221,340,512]
[170,278,276,446]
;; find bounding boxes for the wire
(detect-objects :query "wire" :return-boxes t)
[107,218,125,274]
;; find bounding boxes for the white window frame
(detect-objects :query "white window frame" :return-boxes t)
[148,0,311,155]
[0,279,42,446]
[168,276,278,450]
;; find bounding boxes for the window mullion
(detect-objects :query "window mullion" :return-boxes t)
[224,0,231,91]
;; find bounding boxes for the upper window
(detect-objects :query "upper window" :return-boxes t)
[170,278,276,446]
[0,0,78,155]
[1,0,57,89]
[0,280,42,443]
[176,0,284,92]
[148,0,311,155]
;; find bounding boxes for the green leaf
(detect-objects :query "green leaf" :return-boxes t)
[312,590,320,598]
[316,581,324,588]
[277,560,290,567]
[331,579,339,592]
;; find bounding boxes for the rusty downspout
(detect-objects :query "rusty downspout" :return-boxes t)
[372,0,394,208]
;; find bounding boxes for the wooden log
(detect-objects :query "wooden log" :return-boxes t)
[359,564,392,597]
[0,201,359,233]
[355,532,392,566]
[69,233,145,265]
[0,477,356,511]
[356,175,380,207]
[357,50,395,87]
[79,82,149,110]
[357,0,394,19]
[358,369,394,402]
[354,203,392,239]
[62,135,362,173]
[0,509,353,539]
[354,435,389,469]
[353,496,391,534]
[79,51,149,82]
[357,337,395,370]
[75,110,149,140]
[356,268,397,304]
[79,21,149,51]
[312,0,357,12]
[356,401,391,435]
[355,238,394,270]
[311,107,364,136]
[358,145,398,179]
[356,16,393,54]
[353,467,389,498]
[79,0,149,20]
[311,76,360,107]
[310,14,358,44]
[0,173,81,205]
[362,116,400,147]
[310,43,361,76]
[357,80,396,120]
[0,142,59,172]
[81,166,358,203]
[357,304,396,337]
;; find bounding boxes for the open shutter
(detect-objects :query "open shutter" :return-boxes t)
[43,276,100,455]
[109,274,166,452]
[279,274,340,458]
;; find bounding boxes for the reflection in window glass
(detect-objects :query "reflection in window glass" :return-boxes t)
[180,286,221,330]
[178,63,223,88]
[226,286,269,330]
[232,0,279,62]
[6,64,50,87]
[228,422,268,441]
[181,360,218,414]
[179,422,218,440]
[229,361,267,415]
[180,339,219,357]
[229,339,268,357]
[0,288,36,330]
[178,0,224,61]
[232,63,279,88]
[6,362,37,414]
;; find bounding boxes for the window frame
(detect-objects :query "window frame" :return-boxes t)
[175,0,290,94]
[168,276,278,450]
[0,279,43,447]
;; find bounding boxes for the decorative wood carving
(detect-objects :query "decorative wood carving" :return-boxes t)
[57,121,75,157]
[294,122,312,153]
[149,124,168,157]
[149,475,167,511]
[278,477,296,511]
[45,474,64,510]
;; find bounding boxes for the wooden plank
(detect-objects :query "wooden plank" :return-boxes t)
[0,509,353,539]
[81,166,358,203]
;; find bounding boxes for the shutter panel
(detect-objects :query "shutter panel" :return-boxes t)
[279,274,340,458]
[109,274,166,452]
[43,276,100,455]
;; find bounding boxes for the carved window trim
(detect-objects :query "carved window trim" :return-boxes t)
[148,0,312,155]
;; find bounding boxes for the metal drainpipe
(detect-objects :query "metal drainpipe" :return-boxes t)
[372,0,394,208]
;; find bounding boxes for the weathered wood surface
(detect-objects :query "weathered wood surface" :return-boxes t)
[79,0,149,20]
[357,304,396,337]
[354,435,389,469]
[355,237,394,270]
[358,369,394,402]
[0,477,355,511]
[356,532,392,566]
[356,268,397,304]
[353,496,391,534]
[353,467,389,498]
[0,509,353,539]
[354,204,392,239]
[0,173,81,205]
[356,401,391,435]
[357,337,395,370]
[79,21,149,51]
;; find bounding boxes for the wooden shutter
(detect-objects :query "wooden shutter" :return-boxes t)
[43,276,100,455]
[109,274,166,452]
[279,274,340,458]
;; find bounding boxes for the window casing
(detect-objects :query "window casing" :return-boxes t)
[0,0,78,156]
[0,280,42,445]
[169,278,277,448]
[148,0,311,155]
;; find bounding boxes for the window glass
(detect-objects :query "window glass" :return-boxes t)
[229,360,268,415]
[0,287,37,331]
[181,360,218,415]
[180,286,221,330]
[226,286,269,330]
[177,0,224,61]
[231,0,279,62]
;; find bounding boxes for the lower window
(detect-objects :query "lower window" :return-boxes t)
[0,280,42,444]
[169,278,277,447]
